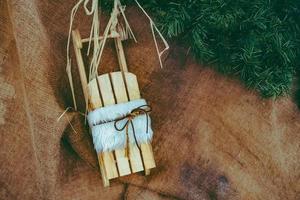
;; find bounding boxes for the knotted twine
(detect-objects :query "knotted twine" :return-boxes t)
[86,100,152,154]
[114,105,152,156]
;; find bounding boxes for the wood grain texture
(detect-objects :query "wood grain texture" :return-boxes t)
[87,79,102,109]
[90,75,118,182]
[98,74,115,106]
[122,73,144,173]
[123,72,156,173]
[107,72,132,176]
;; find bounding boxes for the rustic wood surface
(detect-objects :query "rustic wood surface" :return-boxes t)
[0,0,299,199]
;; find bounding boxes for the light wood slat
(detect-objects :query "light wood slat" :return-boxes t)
[125,73,141,100]
[141,143,156,169]
[92,74,122,180]
[124,72,156,174]
[128,143,144,173]
[101,152,118,179]
[115,28,151,175]
[109,72,132,176]
[110,72,128,103]
[98,74,115,106]
[118,73,144,173]
[97,154,110,187]
[88,78,118,181]
[87,79,102,109]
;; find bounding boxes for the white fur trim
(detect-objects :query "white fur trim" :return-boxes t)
[87,99,153,153]
[87,99,147,127]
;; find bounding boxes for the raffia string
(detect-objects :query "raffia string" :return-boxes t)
[66,0,84,110]
[57,107,82,137]
[135,0,169,68]
[117,2,137,42]
[66,0,100,111]
[86,0,100,82]
[114,104,152,157]
[66,0,169,110]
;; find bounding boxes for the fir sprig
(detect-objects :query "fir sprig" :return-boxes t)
[102,0,300,100]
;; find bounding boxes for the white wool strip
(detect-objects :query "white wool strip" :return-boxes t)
[87,99,153,152]
[88,99,147,126]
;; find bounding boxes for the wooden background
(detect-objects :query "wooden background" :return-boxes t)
[0,0,299,199]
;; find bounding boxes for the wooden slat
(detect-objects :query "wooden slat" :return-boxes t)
[109,72,132,176]
[113,35,145,173]
[87,79,102,109]
[97,154,110,187]
[124,72,156,174]
[110,72,128,103]
[128,143,144,173]
[117,73,144,173]
[101,152,118,179]
[91,74,122,180]
[98,74,115,106]
[124,73,141,99]
[87,78,118,182]
[141,143,156,170]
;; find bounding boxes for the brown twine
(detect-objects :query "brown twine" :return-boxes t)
[114,105,152,157]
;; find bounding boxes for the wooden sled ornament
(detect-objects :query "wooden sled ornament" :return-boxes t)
[72,29,156,187]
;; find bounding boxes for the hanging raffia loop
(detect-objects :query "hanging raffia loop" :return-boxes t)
[66,0,169,110]
[134,0,169,68]
[83,0,97,15]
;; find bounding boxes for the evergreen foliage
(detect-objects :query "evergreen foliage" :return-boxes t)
[101,0,300,99]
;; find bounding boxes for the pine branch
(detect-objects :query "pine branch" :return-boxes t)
[100,0,300,99]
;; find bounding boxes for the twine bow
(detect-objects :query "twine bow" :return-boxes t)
[114,105,152,157]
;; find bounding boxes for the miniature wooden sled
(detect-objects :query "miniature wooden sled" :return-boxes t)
[72,29,155,187]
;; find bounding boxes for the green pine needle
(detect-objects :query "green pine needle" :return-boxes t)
[101,0,300,100]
